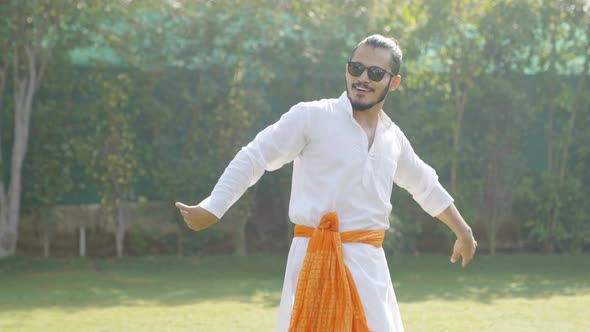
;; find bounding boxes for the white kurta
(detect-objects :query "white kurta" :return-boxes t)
[199,92,453,332]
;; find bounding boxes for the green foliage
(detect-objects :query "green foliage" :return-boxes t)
[22,102,74,206]
[6,0,590,255]
[382,212,420,256]
[73,68,142,213]
[516,172,589,253]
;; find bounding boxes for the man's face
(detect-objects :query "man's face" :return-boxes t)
[345,44,400,111]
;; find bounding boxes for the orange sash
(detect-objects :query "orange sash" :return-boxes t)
[288,212,385,332]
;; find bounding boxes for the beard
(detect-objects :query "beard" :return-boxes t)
[346,78,391,112]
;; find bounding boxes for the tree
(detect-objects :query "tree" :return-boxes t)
[527,0,589,252]
[0,0,127,256]
[74,69,140,258]
[0,0,65,256]
[475,0,538,254]
[22,97,76,256]
[413,0,488,194]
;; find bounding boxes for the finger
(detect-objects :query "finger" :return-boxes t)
[461,242,477,267]
[180,210,189,216]
[450,248,461,263]
[175,202,189,211]
[462,254,472,268]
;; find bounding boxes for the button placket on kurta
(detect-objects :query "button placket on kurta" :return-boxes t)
[349,114,382,190]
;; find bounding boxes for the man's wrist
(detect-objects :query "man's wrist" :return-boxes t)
[455,227,473,240]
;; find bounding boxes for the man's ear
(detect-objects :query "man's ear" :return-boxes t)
[389,75,402,91]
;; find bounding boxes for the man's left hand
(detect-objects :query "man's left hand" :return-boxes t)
[450,235,477,268]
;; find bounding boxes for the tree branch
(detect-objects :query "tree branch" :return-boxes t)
[0,44,9,141]
[13,46,25,116]
[35,28,55,93]
[0,47,8,112]
[33,24,44,65]
[24,46,37,116]
[0,47,8,198]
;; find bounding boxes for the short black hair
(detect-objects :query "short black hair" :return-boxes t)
[350,34,403,75]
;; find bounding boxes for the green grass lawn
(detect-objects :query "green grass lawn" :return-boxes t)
[0,254,589,331]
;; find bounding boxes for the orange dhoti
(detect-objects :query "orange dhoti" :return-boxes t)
[288,212,385,332]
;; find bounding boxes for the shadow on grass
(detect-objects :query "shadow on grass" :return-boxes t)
[0,254,589,311]
[0,255,286,312]
[389,254,590,304]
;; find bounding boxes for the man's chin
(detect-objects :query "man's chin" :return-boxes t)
[349,96,375,111]
[347,86,390,112]
[346,90,374,111]
[351,101,374,111]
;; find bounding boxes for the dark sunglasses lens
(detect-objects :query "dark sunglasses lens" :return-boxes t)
[367,67,386,81]
[348,62,364,77]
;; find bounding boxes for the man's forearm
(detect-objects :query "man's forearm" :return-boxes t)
[436,203,473,239]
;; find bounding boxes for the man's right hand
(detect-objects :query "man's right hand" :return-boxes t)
[175,202,219,231]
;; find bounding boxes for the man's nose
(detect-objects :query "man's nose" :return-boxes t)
[358,69,370,82]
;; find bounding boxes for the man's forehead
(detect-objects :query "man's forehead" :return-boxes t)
[351,45,391,69]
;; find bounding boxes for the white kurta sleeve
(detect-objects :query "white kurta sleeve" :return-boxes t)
[198,104,310,218]
[393,131,453,217]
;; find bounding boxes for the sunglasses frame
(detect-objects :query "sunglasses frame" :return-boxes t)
[347,61,396,82]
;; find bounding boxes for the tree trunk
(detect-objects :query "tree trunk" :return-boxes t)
[176,227,184,257]
[0,216,16,256]
[484,158,497,256]
[234,218,247,256]
[488,214,497,256]
[231,199,251,256]
[547,106,554,173]
[79,224,86,257]
[0,45,39,257]
[450,74,471,194]
[42,226,50,257]
[0,6,53,256]
[0,54,8,253]
[115,203,126,258]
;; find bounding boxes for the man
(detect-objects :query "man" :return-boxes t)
[175,34,477,332]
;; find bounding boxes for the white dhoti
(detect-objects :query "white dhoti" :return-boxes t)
[274,237,405,332]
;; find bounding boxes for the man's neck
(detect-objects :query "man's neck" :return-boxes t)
[352,103,383,130]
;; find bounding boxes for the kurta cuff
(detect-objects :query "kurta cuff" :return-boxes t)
[197,196,224,219]
[415,182,454,217]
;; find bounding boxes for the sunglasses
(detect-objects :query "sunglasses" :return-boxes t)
[347,61,395,82]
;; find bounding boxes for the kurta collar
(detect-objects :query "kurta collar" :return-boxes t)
[337,91,393,128]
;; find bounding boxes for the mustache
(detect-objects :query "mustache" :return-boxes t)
[352,83,374,91]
